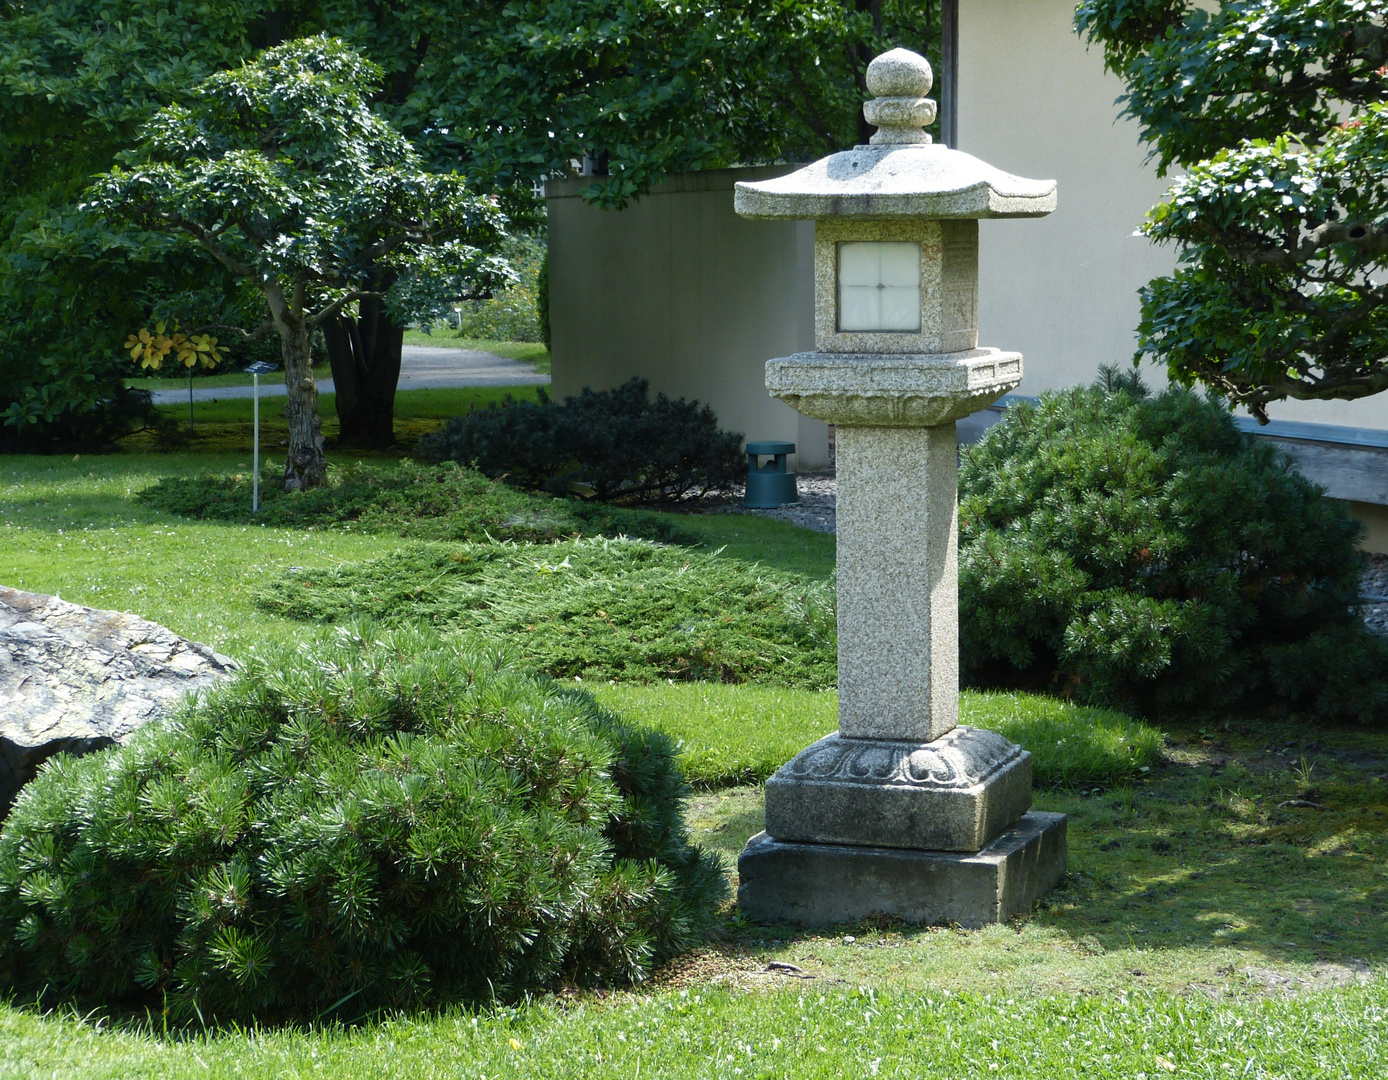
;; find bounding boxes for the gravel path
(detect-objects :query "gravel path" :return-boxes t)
[733,471,1388,633]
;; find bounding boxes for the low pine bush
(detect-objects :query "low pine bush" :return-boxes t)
[0,623,725,1020]
[959,369,1388,723]
[255,537,838,688]
[136,459,696,545]
[418,378,744,503]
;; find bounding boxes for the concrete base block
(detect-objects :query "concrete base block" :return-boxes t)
[737,811,1067,928]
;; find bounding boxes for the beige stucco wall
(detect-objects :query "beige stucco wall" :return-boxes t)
[547,167,830,469]
[957,0,1388,434]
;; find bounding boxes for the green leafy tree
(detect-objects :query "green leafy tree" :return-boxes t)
[3,1,940,449]
[86,36,510,489]
[1077,0,1388,420]
[0,0,274,444]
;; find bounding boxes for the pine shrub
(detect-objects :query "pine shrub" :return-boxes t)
[255,537,838,688]
[0,624,726,1020]
[136,460,696,545]
[959,369,1388,723]
[418,378,744,504]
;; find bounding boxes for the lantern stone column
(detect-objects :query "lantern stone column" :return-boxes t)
[733,48,1068,927]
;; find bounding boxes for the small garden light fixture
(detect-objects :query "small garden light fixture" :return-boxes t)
[244,361,277,513]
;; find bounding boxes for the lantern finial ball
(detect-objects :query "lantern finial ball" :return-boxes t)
[862,48,936,146]
[865,47,933,98]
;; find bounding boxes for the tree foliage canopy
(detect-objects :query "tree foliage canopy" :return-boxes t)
[86,35,510,487]
[1077,0,1388,418]
[1,0,938,446]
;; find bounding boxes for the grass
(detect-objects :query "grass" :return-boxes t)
[124,336,549,394]
[0,977,1384,1079]
[124,385,545,453]
[135,459,699,546]
[0,451,825,665]
[683,717,1388,998]
[399,331,551,374]
[667,512,835,579]
[0,453,404,659]
[587,683,1162,789]
[2,449,1386,1072]
[125,362,333,392]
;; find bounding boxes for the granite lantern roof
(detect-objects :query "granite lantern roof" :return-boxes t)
[734,49,1056,221]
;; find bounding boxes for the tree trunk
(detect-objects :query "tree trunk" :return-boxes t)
[278,317,327,491]
[322,295,403,449]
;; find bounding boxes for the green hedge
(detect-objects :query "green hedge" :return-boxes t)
[136,460,696,545]
[418,379,744,504]
[959,370,1388,723]
[0,623,725,1020]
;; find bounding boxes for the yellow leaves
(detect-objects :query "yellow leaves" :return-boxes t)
[508,1038,522,1050]
[189,333,225,368]
[123,322,224,371]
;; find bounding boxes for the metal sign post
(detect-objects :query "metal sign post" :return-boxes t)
[244,361,277,513]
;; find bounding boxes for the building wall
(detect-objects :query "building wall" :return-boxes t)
[957,0,1175,395]
[547,166,830,469]
[958,0,1388,436]
[957,0,1388,550]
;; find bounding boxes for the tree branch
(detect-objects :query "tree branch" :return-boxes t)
[308,290,388,328]
[1235,219,1388,269]
[172,216,257,278]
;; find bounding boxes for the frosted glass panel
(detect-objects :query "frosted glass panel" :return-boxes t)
[837,242,921,332]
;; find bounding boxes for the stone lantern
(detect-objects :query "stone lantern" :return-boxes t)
[734,47,1067,927]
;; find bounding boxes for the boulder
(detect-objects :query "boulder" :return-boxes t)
[0,587,236,817]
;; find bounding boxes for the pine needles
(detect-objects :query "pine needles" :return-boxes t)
[254,537,838,688]
[0,622,726,1021]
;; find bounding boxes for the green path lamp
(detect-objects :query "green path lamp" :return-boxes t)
[244,361,277,513]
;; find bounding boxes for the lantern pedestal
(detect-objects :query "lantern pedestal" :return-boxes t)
[732,46,1067,927]
[737,354,1067,926]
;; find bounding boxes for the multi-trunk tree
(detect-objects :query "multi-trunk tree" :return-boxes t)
[86,36,510,489]
[1077,0,1388,420]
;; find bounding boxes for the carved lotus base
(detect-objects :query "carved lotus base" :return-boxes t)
[764,727,1032,852]
[738,812,1067,928]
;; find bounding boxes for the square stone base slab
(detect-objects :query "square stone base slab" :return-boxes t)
[737,811,1067,929]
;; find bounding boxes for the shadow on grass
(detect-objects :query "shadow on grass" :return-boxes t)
[1032,719,1388,967]
[696,718,1388,978]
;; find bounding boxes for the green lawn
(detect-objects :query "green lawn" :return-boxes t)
[121,385,544,454]
[1,978,1383,1079]
[126,362,333,392]
[1,449,1385,1075]
[124,337,549,394]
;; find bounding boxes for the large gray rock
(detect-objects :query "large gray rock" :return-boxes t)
[0,587,236,816]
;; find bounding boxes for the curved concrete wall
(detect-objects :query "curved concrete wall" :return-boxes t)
[546,167,830,469]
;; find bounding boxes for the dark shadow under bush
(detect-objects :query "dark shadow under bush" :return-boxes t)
[959,368,1388,723]
[417,377,744,503]
[136,459,697,546]
[0,623,726,1021]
